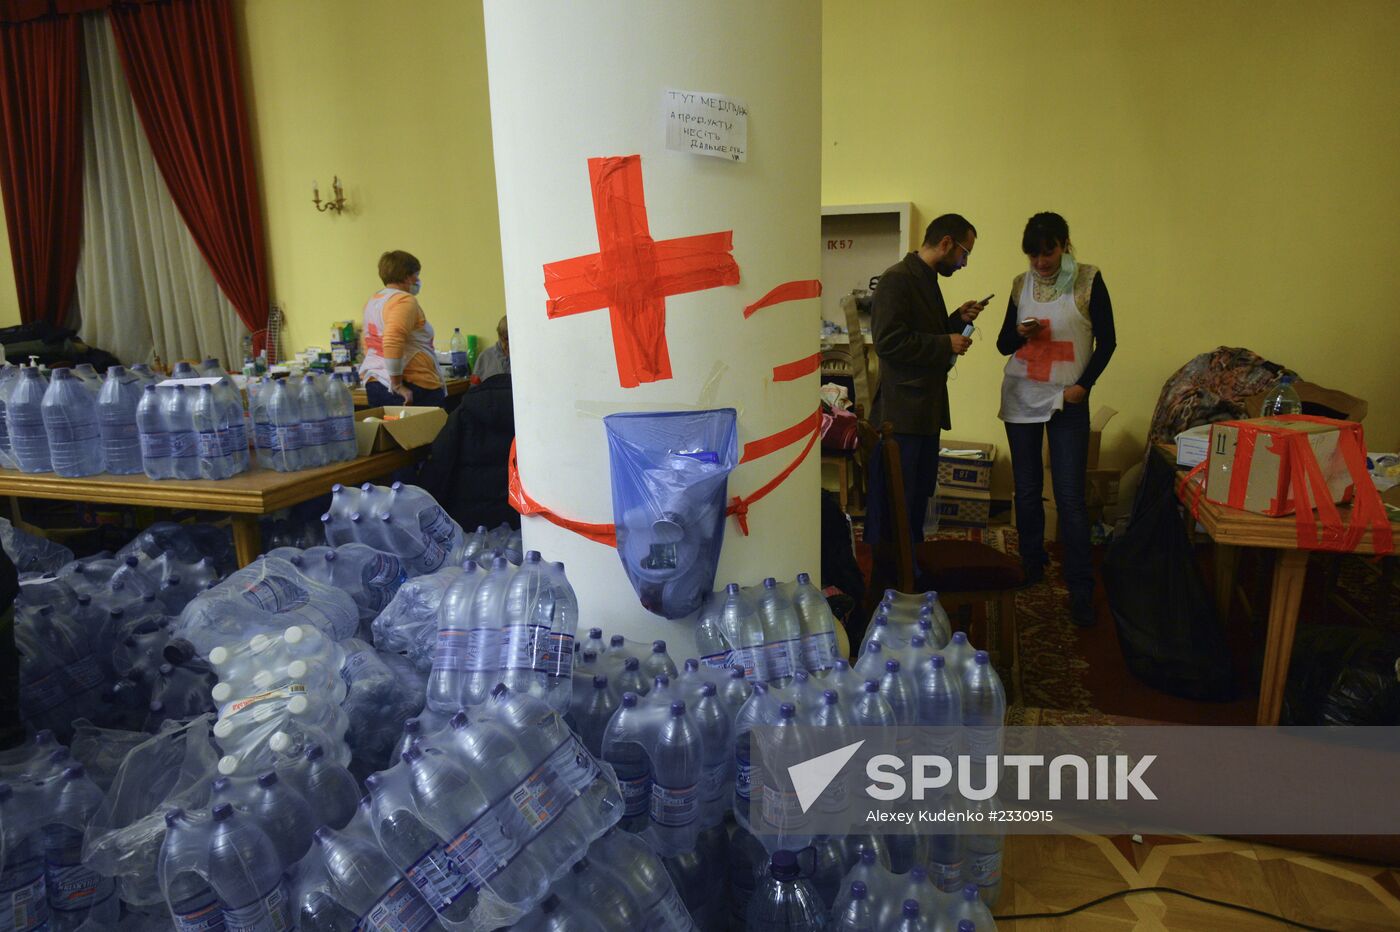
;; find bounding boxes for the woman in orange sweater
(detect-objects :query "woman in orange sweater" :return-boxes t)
[358,250,447,408]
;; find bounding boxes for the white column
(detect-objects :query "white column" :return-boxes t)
[483,0,821,643]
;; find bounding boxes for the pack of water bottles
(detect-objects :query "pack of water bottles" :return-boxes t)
[247,371,358,473]
[323,481,471,575]
[823,847,999,930]
[424,550,579,716]
[0,515,74,574]
[358,684,623,930]
[694,574,845,685]
[509,827,695,931]
[174,554,361,656]
[264,542,410,626]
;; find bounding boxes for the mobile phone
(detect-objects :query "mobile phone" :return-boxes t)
[980,293,995,305]
[1021,317,1039,327]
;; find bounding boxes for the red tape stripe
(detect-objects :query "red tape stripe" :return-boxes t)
[741,408,822,463]
[772,352,821,383]
[743,280,822,318]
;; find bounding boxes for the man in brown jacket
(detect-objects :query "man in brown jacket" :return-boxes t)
[866,213,987,547]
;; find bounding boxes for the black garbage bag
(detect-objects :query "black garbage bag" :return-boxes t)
[1283,625,1400,725]
[1103,452,1234,700]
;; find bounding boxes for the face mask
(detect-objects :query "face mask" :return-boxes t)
[410,279,422,296]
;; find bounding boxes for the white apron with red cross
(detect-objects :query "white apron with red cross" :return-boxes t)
[358,287,439,389]
[998,271,1093,424]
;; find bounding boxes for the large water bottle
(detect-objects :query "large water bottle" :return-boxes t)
[449,328,469,377]
[42,766,118,930]
[602,692,653,833]
[160,809,226,932]
[649,700,702,852]
[164,384,200,479]
[722,583,768,684]
[916,653,963,758]
[425,561,483,713]
[1261,374,1303,417]
[923,793,966,895]
[757,577,804,685]
[70,363,101,394]
[297,375,331,468]
[594,827,696,931]
[128,363,159,387]
[832,880,876,932]
[461,557,513,704]
[41,368,104,477]
[850,679,896,728]
[808,689,853,817]
[575,674,617,758]
[249,376,273,469]
[214,375,250,474]
[947,881,997,929]
[266,379,303,472]
[324,374,358,462]
[879,659,918,755]
[249,770,316,866]
[499,551,552,695]
[941,631,976,683]
[95,366,144,474]
[793,572,840,676]
[0,783,49,932]
[540,560,577,704]
[746,849,830,932]
[312,824,445,931]
[363,770,476,922]
[7,367,51,473]
[691,681,733,822]
[762,704,813,848]
[194,384,236,479]
[206,802,292,931]
[296,744,361,831]
[0,363,20,468]
[961,650,1005,764]
[694,592,734,670]
[136,384,173,479]
[643,639,680,683]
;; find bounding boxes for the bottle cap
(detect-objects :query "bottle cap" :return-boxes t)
[621,693,638,708]
[305,744,324,762]
[211,802,234,821]
[593,675,609,689]
[763,577,777,589]
[769,849,800,879]
[779,703,796,718]
[863,680,880,693]
[850,880,867,899]
[860,847,876,865]
[974,650,990,665]
[163,808,184,827]
[930,654,945,669]
[588,627,603,639]
[903,899,920,919]
[730,667,746,679]
[257,771,279,788]
[797,572,811,584]
[654,675,669,690]
[725,582,740,594]
[610,635,626,647]
[684,658,699,672]
[652,640,667,653]
[885,659,901,673]
[823,689,838,705]
[624,657,639,671]
[670,700,687,717]
[701,682,717,697]
[449,711,470,730]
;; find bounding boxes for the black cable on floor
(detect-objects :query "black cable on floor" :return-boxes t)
[995,885,1335,930]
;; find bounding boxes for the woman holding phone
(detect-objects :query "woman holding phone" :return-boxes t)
[996,212,1116,626]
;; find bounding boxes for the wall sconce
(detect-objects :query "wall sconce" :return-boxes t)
[313,176,346,213]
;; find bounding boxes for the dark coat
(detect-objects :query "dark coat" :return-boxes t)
[418,374,519,532]
[869,252,964,435]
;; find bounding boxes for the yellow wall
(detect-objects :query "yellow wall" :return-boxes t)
[823,0,1400,477]
[233,0,504,356]
[0,212,17,327]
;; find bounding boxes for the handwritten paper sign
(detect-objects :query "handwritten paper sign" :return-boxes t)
[664,89,748,163]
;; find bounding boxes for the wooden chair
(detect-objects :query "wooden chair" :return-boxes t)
[857,420,1023,685]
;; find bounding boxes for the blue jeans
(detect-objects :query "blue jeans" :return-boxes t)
[1005,401,1093,597]
[365,378,447,409]
[865,430,940,550]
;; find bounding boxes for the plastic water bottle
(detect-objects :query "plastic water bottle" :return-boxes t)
[694,594,734,670]
[808,689,853,815]
[95,366,144,474]
[266,379,303,472]
[961,651,1005,763]
[924,793,965,895]
[129,363,158,386]
[41,368,105,477]
[0,363,20,468]
[449,328,469,377]
[650,700,702,850]
[324,375,358,462]
[643,639,680,683]
[362,770,475,921]
[577,674,618,757]
[461,557,513,704]
[851,679,896,728]
[43,766,118,930]
[7,367,51,473]
[794,572,840,675]
[499,551,551,695]
[879,659,918,754]
[692,681,733,820]
[160,809,226,932]
[757,577,804,685]
[249,770,315,867]
[940,631,976,683]
[136,384,172,479]
[297,375,331,468]
[1261,374,1303,417]
[206,802,292,931]
[746,849,830,932]
[0,783,49,932]
[425,562,482,712]
[194,384,235,479]
[297,744,361,830]
[71,363,101,394]
[595,826,697,930]
[602,692,653,832]
[214,376,250,474]
[853,641,886,684]
[164,384,200,479]
[312,824,444,931]
[832,880,875,932]
[722,583,769,683]
[249,376,273,469]
[915,653,963,755]
[948,881,996,930]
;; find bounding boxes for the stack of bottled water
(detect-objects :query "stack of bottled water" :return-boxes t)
[174,554,360,656]
[827,857,999,930]
[248,372,358,472]
[360,685,622,929]
[323,482,469,575]
[425,550,578,715]
[7,365,52,473]
[0,515,74,574]
[694,573,843,685]
[264,541,409,627]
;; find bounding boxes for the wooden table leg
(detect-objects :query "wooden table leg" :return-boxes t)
[1214,543,1239,623]
[231,515,262,568]
[1256,549,1309,725]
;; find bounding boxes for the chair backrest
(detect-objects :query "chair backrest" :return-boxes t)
[858,419,916,592]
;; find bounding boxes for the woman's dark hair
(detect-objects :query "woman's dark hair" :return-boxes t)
[1021,212,1070,255]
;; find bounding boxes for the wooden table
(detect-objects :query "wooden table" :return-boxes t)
[0,449,424,568]
[1157,443,1399,724]
[351,377,472,408]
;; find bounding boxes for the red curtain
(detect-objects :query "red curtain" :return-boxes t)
[0,15,83,325]
[108,0,270,350]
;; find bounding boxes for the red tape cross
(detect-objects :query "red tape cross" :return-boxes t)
[508,407,822,543]
[743,279,822,318]
[1014,317,1075,381]
[542,155,741,388]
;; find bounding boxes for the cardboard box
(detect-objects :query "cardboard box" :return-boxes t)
[1204,417,1355,516]
[934,487,992,529]
[937,440,996,491]
[354,406,447,457]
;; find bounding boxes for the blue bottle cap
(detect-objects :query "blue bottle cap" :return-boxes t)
[593,675,609,689]
[212,802,234,821]
[885,659,901,673]
[850,880,867,899]
[701,682,717,697]
[621,693,638,708]
[652,640,667,653]
[903,899,919,919]
[779,703,796,718]
[863,680,880,693]
[670,700,687,717]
